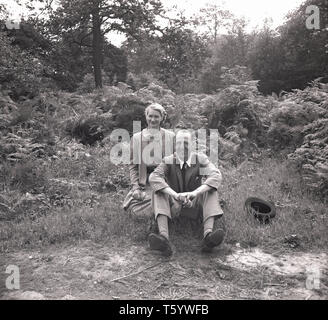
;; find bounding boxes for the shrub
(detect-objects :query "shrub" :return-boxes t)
[0,131,55,163]
[65,113,114,145]
[77,72,117,94]
[220,65,253,87]
[268,100,327,150]
[111,94,148,132]
[0,31,45,100]
[126,72,165,90]
[203,81,260,130]
[172,94,208,129]
[0,157,48,193]
[288,118,328,198]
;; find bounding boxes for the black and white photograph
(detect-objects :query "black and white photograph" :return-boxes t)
[0,0,327,304]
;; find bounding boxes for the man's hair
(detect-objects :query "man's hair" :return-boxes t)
[174,129,197,154]
[175,128,195,140]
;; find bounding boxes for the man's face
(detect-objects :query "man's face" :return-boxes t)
[175,131,193,161]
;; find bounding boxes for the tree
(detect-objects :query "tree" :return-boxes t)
[0,3,8,20]
[157,26,210,92]
[247,25,286,94]
[123,20,210,93]
[122,32,162,75]
[199,17,250,93]
[248,0,328,94]
[30,0,164,88]
[195,2,233,44]
[0,29,46,99]
[103,42,127,83]
[220,17,249,67]
[277,0,328,90]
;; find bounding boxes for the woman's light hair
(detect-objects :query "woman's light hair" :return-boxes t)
[145,103,167,122]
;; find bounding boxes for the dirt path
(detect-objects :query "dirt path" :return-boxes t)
[1,238,327,300]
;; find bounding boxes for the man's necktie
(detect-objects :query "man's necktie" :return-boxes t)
[181,162,187,192]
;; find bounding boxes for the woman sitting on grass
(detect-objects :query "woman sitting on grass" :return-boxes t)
[123,103,175,217]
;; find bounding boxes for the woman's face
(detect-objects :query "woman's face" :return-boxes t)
[146,109,162,129]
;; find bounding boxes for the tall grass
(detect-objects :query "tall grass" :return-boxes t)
[0,153,327,253]
[0,190,152,253]
[218,158,328,250]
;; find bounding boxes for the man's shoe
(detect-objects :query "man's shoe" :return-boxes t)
[201,228,225,253]
[148,233,173,257]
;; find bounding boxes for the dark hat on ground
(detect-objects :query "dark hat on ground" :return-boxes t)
[244,197,276,224]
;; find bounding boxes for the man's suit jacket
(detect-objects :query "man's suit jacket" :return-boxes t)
[149,152,222,193]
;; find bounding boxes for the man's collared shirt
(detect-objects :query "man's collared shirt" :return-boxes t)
[176,153,192,169]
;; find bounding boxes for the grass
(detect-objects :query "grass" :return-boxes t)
[218,157,328,251]
[0,147,327,254]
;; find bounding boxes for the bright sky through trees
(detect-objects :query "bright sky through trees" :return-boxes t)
[2,0,306,46]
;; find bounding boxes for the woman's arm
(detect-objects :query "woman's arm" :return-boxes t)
[129,134,140,191]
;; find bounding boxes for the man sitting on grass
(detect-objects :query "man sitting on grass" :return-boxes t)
[148,129,225,256]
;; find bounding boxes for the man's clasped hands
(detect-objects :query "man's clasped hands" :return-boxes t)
[132,188,199,208]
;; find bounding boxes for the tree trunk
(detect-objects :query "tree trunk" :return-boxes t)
[214,16,217,44]
[92,6,102,88]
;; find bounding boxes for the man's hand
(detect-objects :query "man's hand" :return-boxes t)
[177,191,199,208]
[182,191,199,202]
[174,193,192,207]
[161,187,183,204]
[176,193,188,204]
